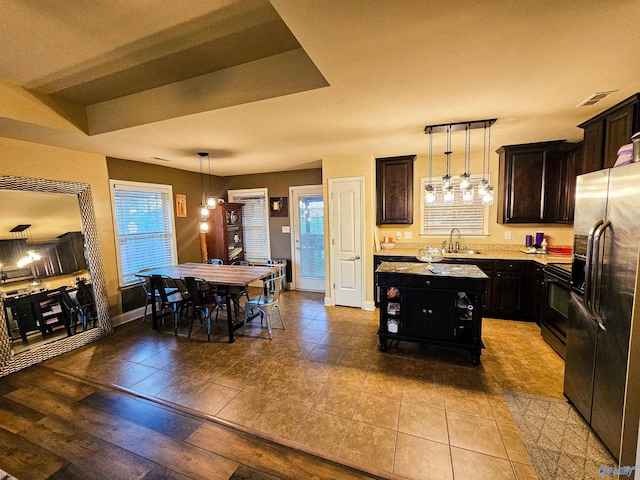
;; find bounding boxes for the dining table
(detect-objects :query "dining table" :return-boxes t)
[136,262,280,342]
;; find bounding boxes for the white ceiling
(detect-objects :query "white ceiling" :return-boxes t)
[1,0,640,176]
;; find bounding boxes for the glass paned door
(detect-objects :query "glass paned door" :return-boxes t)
[291,186,325,291]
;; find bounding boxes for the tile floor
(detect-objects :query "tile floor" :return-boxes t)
[43,290,566,479]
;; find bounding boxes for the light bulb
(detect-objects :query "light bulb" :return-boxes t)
[442,174,452,189]
[199,221,209,233]
[444,185,455,204]
[206,195,217,208]
[460,172,471,191]
[425,184,436,204]
[200,206,209,218]
[478,180,488,196]
[482,185,494,205]
[463,188,474,204]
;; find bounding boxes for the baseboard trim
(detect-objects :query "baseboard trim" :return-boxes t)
[111,307,144,327]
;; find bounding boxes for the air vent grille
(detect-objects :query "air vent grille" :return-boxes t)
[576,91,617,107]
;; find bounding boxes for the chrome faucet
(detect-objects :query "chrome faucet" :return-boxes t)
[449,228,461,252]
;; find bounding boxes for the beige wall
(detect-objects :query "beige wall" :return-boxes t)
[0,137,120,315]
[224,169,322,262]
[107,157,227,265]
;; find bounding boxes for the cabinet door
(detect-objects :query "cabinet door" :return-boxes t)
[403,288,457,341]
[492,261,527,317]
[544,146,578,224]
[532,264,545,324]
[603,104,635,169]
[562,144,582,223]
[376,155,415,225]
[581,121,604,174]
[499,147,546,223]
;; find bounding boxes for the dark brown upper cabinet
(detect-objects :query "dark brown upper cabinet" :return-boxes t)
[376,155,415,225]
[497,141,576,224]
[579,93,640,173]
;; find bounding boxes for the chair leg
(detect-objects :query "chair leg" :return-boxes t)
[264,308,273,339]
[142,298,149,322]
[188,310,195,338]
[276,305,285,330]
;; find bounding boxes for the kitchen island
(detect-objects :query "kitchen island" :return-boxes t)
[376,261,488,364]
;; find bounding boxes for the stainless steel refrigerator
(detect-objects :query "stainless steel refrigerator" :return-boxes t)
[564,160,640,466]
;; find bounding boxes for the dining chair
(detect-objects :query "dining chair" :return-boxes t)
[209,259,223,265]
[243,274,285,339]
[136,269,178,322]
[151,274,189,335]
[75,280,96,330]
[228,260,250,320]
[182,276,224,342]
[55,287,81,335]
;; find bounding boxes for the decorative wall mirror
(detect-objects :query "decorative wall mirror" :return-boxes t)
[0,175,112,376]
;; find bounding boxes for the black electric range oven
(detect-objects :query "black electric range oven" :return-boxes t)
[541,262,571,359]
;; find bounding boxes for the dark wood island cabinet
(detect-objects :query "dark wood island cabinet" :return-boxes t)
[376,262,488,365]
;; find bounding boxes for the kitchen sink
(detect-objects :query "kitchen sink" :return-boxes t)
[448,250,482,255]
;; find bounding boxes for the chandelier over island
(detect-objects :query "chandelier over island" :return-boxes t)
[423,119,496,206]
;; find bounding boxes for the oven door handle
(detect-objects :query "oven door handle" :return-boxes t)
[591,220,611,330]
[584,219,603,320]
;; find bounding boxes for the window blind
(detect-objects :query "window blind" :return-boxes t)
[228,189,271,262]
[421,174,489,236]
[111,181,177,286]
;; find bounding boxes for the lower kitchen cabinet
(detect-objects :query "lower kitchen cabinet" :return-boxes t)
[492,260,529,318]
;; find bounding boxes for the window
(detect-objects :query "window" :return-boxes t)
[110,180,177,286]
[420,174,489,236]
[228,188,271,262]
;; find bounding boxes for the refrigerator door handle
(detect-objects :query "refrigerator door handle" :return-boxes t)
[591,220,611,330]
[584,219,604,318]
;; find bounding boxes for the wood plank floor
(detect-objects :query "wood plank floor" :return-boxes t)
[0,364,381,480]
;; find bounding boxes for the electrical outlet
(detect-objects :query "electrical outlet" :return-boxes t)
[396,232,401,240]
[504,231,512,240]
[404,232,413,240]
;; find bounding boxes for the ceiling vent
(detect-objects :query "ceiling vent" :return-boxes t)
[576,91,617,107]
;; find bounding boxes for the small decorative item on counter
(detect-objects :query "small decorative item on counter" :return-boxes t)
[541,238,548,252]
[417,244,443,263]
[525,234,533,247]
[380,236,395,249]
[387,318,399,333]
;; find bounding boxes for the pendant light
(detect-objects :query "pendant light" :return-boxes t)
[442,125,454,204]
[205,152,217,209]
[461,123,474,204]
[425,127,436,204]
[480,125,494,205]
[197,152,210,233]
[424,119,496,206]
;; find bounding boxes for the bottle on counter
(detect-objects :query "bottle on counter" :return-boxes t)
[541,238,548,252]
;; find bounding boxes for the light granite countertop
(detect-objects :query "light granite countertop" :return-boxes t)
[374,246,572,266]
[376,261,489,278]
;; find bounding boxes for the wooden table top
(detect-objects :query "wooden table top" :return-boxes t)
[136,263,280,287]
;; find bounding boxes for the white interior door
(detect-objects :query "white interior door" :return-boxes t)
[329,177,363,308]
[290,185,325,291]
